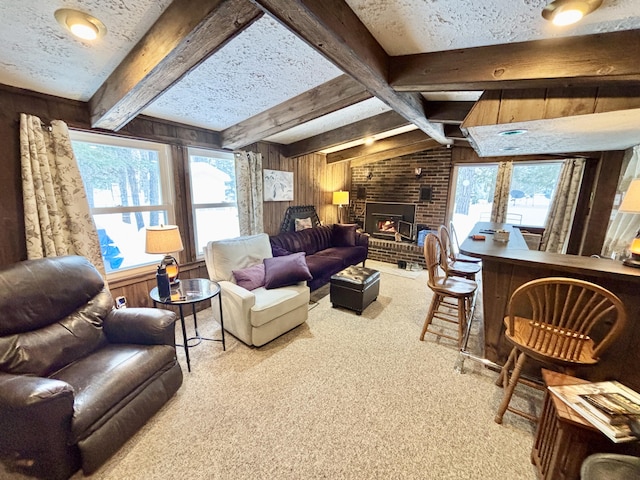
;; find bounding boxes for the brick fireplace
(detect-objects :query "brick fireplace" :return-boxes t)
[349,147,452,267]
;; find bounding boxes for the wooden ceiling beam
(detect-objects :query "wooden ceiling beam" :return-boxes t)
[327,130,439,164]
[425,101,475,124]
[391,30,640,92]
[90,0,262,131]
[282,110,410,158]
[221,74,371,149]
[249,0,449,144]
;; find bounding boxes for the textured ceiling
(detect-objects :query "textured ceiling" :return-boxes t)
[345,0,640,55]
[0,0,172,100]
[0,1,639,153]
[142,15,342,131]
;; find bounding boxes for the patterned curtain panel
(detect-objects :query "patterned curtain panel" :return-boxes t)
[540,158,585,253]
[19,113,106,279]
[234,150,264,235]
[490,162,513,223]
[601,146,640,259]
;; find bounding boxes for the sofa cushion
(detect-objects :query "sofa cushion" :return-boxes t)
[269,225,333,256]
[271,244,291,257]
[205,233,273,282]
[315,246,368,267]
[0,289,113,377]
[250,284,310,328]
[332,223,357,247]
[232,263,265,291]
[263,252,312,289]
[51,343,177,443]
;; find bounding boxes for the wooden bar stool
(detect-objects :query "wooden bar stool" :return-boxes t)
[449,221,482,263]
[494,277,627,424]
[439,225,481,281]
[420,233,477,348]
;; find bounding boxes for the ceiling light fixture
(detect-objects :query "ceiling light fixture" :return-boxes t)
[55,9,107,41]
[542,0,602,27]
[364,137,375,146]
[498,129,528,137]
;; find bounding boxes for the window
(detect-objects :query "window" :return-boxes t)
[449,161,565,238]
[71,131,175,277]
[450,164,499,239]
[188,148,239,255]
[506,162,564,227]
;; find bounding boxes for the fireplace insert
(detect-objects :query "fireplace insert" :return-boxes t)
[364,202,416,239]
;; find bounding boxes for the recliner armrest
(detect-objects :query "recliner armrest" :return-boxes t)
[104,308,177,347]
[0,372,76,470]
[0,372,73,409]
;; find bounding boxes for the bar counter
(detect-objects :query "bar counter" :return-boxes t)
[460,222,640,391]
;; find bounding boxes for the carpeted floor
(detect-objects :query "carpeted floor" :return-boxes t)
[3,263,543,479]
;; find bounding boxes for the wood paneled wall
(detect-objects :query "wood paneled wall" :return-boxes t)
[247,142,351,234]
[0,83,625,307]
[0,84,352,308]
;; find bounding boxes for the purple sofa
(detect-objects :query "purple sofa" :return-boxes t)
[269,224,369,291]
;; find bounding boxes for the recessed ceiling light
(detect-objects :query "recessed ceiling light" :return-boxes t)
[364,137,375,146]
[498,129,528,136]
[500,146,521,151]
[55,9,107,41]
[542,0,602,27]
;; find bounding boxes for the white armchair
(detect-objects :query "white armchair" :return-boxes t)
[204,233,310,346]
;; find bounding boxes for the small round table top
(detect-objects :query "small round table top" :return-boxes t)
[150,278,220,305]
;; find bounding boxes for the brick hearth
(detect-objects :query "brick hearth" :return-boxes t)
[367,237,427,268]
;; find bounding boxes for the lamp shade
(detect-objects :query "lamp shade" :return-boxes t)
[619,179,640,213]
[145,225,184,254]
[332,190,349,206]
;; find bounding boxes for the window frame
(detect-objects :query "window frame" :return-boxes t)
[70,130,177,281]
[187,147,238,257]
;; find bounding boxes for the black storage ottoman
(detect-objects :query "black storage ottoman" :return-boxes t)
[330,266,380,315]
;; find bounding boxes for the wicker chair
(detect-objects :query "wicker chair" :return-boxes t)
[495,277,627,424]
[420,233,477,348]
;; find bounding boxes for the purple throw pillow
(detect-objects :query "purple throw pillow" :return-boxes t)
[232,263,266,291]
[332,223,357,247]
[263,252,312,289]
[271,244,291,257]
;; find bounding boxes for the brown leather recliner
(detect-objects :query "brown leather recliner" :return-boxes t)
[0,255,183,479]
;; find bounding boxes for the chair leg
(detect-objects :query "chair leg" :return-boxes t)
[457,297,466,348]
[496,347,518,387]
[495,349,527,424]
[420,294,441,341]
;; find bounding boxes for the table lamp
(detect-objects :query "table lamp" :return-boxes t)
[619,179,640,268]
[145,225,184,283]
[332,190,349,224]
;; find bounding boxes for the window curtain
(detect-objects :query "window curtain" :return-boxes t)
[540,158,585,253]
[19,113,106,278]
[602,146,640,258]
[490,162,513,223]
[234,150,264,235]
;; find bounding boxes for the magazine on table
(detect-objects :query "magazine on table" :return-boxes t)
[548,380,640,443]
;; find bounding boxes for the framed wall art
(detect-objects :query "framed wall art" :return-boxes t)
[263,169,294,201]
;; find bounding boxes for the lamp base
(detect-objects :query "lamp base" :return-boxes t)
[623,257,640,268]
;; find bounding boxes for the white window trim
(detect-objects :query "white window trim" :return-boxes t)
[187,147,236,258]
[70,130,176,281]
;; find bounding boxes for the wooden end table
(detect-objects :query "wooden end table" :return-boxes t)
[532,369,628,480]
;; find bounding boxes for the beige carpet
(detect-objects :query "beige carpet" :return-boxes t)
[5,264,542,479]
